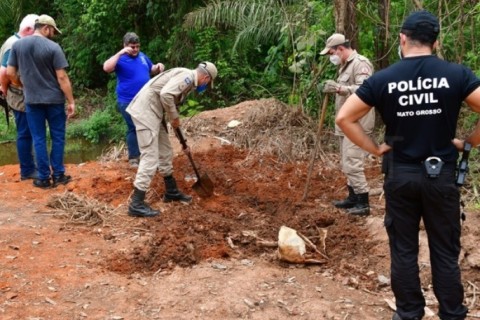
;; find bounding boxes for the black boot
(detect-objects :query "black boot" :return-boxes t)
[392,312,421,320]
[347,192,370,216]
[128,187,160,217]
[333,185,356,209]
[163,175,192,203]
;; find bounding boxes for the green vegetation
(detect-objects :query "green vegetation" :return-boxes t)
[0,113,17,142]
[2,1,479,119]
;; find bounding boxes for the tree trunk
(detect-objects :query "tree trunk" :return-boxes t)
[376,0,390,69]
[334,0,358,51]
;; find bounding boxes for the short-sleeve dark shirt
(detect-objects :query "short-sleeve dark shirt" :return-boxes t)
[8,35,68,105]
[356,55,480,163]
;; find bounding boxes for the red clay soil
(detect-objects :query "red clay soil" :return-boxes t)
[1,99,479,319]
[49,144,383,279]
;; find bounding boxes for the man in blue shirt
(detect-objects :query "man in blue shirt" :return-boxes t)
[103,32,164,167]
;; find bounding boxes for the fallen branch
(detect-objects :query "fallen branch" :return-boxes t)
[48,192,117,226]
[256,240,278,248]
[468,280,478,309]
[297,231,329,260]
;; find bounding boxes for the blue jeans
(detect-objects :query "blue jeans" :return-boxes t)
[13,110,36,177]
[118,102,140,159]
[26,104,67,180]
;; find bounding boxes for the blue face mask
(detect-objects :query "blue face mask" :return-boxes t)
[196,83,208,93]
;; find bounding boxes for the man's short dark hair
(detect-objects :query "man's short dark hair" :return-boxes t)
[123,32,140,45]
[401,27,437,47]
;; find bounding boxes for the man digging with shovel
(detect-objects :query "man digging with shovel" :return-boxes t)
[126,62,217,217]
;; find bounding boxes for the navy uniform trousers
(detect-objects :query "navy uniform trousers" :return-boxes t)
[383,163,468,320]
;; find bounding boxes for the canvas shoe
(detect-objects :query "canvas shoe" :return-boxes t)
[129,158,140,168]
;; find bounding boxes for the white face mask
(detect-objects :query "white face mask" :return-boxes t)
[397,45,403,60]
[329,54,341,66]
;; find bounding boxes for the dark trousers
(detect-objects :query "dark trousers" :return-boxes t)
[13,110,36,177]
[117,102,140,159]
[384,164,467,320]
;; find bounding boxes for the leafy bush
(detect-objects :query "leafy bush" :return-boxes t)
[0,112,17,143]
[67,103,124,144]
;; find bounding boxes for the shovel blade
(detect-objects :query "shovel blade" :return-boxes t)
[192,173,214,198]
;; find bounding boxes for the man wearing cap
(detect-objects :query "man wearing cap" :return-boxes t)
[7,14,75,189]
[0,14,38,181]
[125,62,217,217]
[103,32,165,168]
[320,33,374,216]
[336,10,480,320]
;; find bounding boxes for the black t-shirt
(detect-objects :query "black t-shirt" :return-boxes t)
[356,55,480,163]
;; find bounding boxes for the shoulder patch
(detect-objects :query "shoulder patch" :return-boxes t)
[178,83,187,91]
[184,78,192,85]
[360,67,370,74]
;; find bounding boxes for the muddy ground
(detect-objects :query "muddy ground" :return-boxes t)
[1,99,480,320]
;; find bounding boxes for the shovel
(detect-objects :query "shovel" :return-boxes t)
[174,127,214,198]
[302,93,329,201]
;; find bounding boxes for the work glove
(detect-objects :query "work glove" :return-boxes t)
[321,80,348,95]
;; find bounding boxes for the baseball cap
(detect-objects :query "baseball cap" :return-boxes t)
[198,61,217,87]
[36,14,61,34]
[401,10,439,35]
[320,33,348,55]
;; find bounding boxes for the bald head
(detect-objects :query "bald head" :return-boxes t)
[18,14,39,36]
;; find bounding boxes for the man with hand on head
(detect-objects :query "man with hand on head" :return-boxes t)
[103,32,165,168]
[320,33,374,216]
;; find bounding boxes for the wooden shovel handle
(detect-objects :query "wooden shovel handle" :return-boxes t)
[302,93,329,201]
[174,128,201,179]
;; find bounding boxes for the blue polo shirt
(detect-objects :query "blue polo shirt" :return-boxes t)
[115,52,153,103]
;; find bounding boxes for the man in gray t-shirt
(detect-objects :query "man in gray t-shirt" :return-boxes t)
[9,36,69,105]
[7,14,75,189]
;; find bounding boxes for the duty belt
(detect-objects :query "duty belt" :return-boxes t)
[386,161,456,178]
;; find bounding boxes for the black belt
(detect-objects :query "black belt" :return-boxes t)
[388,161,456,179]
[392,162,456,168]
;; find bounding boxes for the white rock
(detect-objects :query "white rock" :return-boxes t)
[227,120,242,128]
